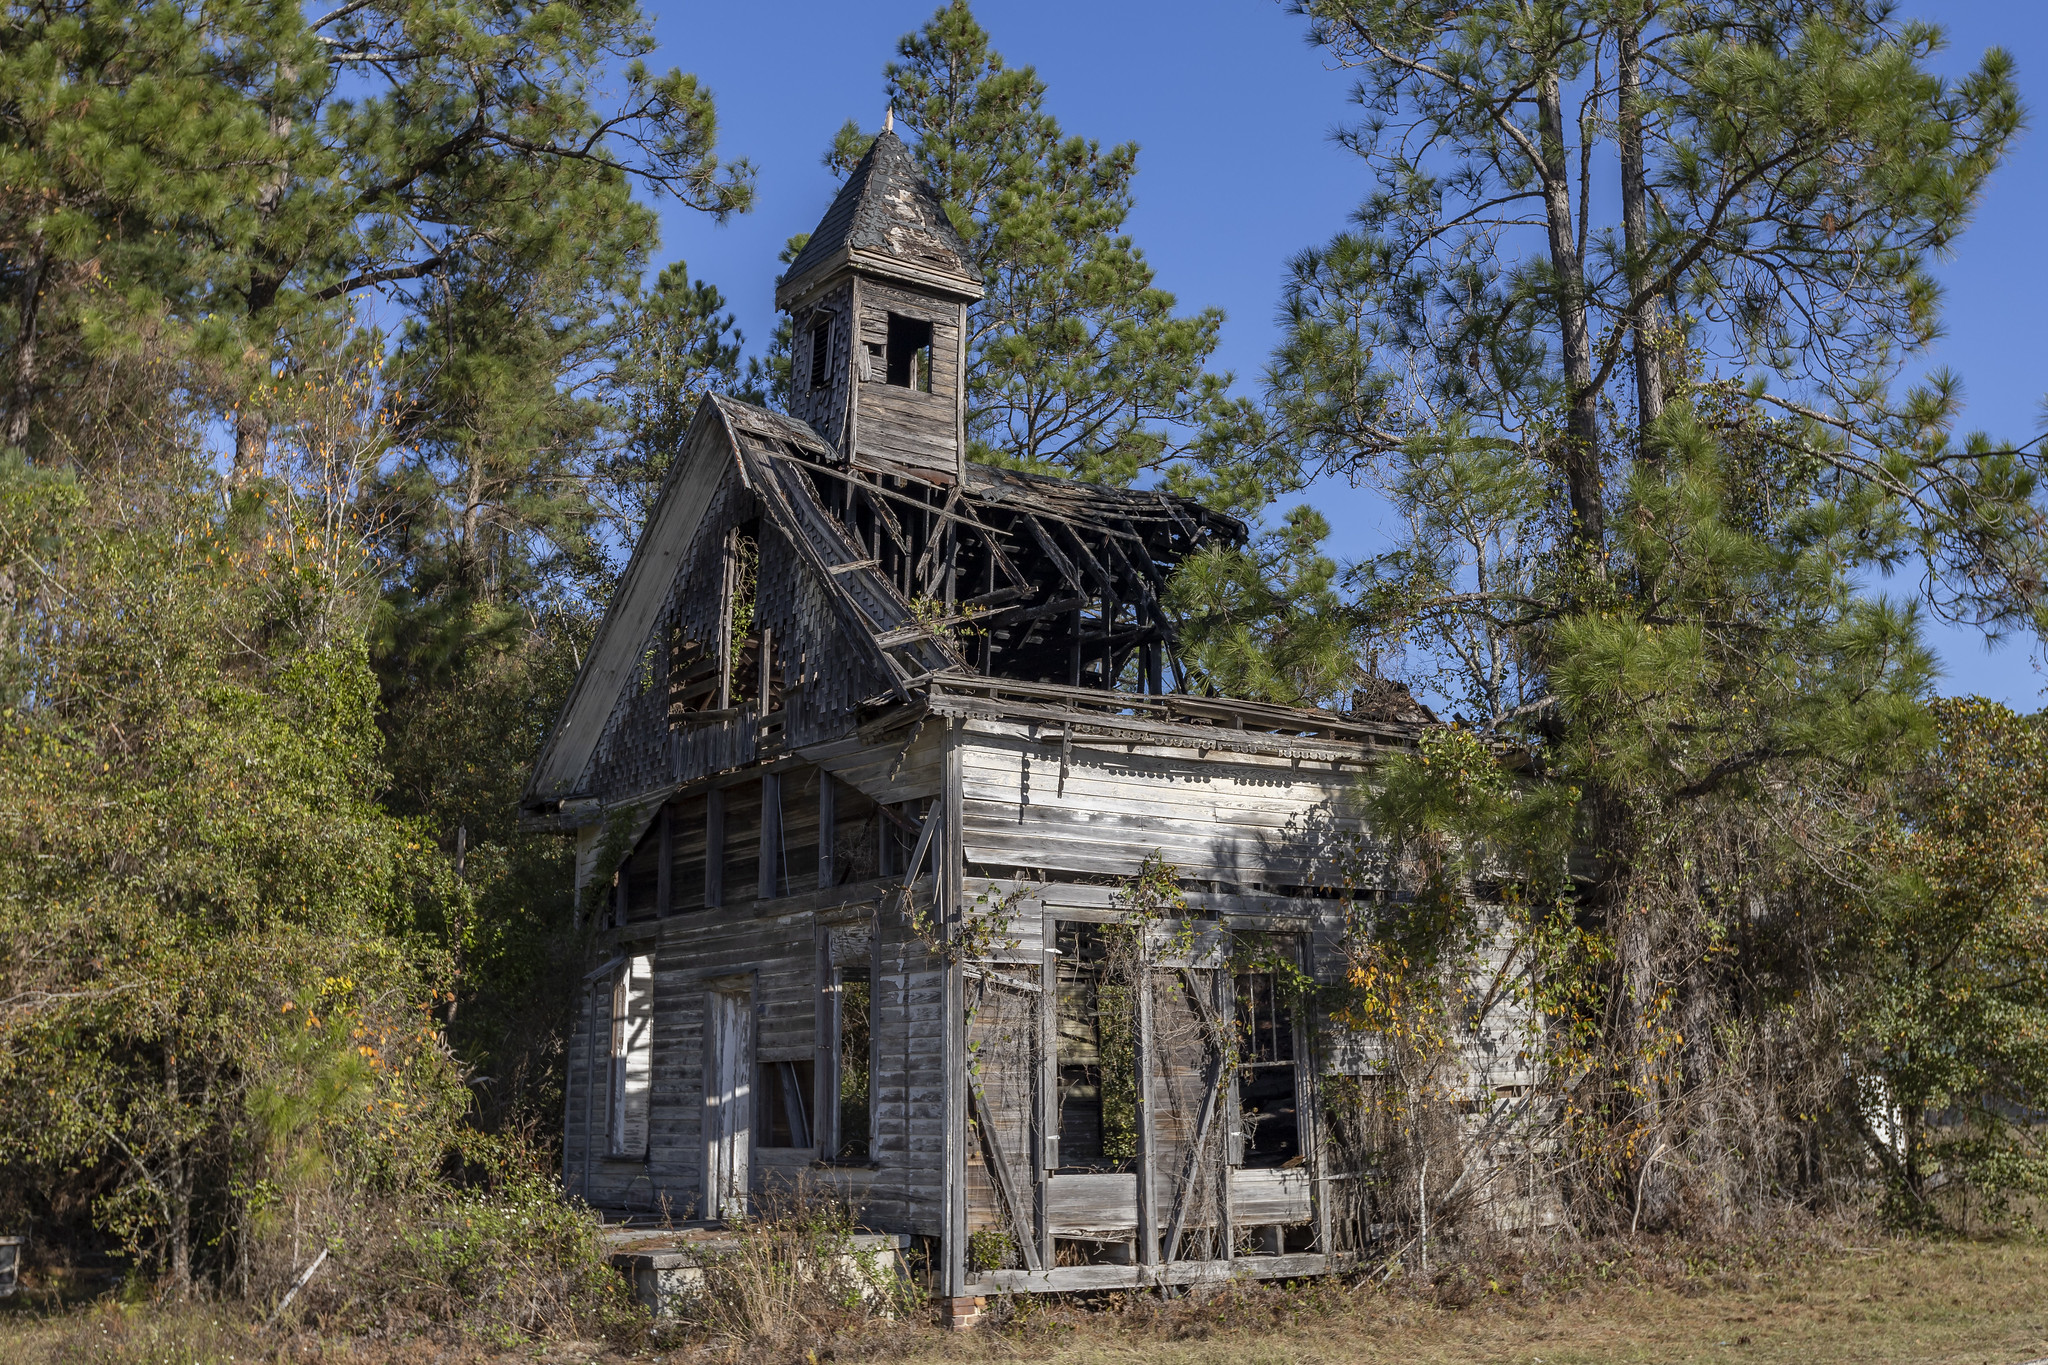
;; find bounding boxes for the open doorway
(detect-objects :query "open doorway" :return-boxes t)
[704,986,753,1219]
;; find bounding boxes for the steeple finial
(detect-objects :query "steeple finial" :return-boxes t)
[884,106,894,133]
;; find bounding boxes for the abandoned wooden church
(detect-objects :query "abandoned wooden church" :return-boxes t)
[521,126,1522,1304]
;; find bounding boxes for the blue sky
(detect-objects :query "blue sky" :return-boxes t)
[641,0,2048,706]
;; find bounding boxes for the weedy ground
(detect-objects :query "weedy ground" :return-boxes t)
[0,1234,2041,1365]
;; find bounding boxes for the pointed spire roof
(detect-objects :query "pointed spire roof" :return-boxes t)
[775,128,982,309]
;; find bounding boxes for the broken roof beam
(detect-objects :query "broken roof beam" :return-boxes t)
[777,454,1032,589]
[1101,535,1179,646]
[979,592,1090,632]
[1113,518,1174,592]
[858,481,913,555]
[929,674,1419,743]
[1015,512,1087,595]
[945,499,1028,588]
[914,490,960,595]
[1049,517,1118,595]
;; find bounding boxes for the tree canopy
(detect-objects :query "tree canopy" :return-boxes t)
[826,2,1265,506]
[1276,0,2048,1228]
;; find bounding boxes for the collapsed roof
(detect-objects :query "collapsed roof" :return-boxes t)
[521,127,1433,816]
[715,396,1245,694]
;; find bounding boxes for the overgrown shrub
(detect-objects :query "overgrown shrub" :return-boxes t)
[259,1169,640,1346]
[389,1177,638,1341]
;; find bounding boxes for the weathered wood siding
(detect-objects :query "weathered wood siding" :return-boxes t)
[561,880,950,1233]
[564,729,956,1233]
[783,280,856,456]
[956,720,1384,890]
[852,282,963,485]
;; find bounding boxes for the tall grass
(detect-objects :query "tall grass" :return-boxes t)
[688,1187,918,1350]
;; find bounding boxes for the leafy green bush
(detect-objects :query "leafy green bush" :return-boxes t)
[388,1176,640,1342]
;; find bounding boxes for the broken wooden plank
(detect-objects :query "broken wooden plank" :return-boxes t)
[1134,947,1159,1267]
[1015,512,1087,594]
[1160,1048,1224,1261]
[969,1253,1334,1294]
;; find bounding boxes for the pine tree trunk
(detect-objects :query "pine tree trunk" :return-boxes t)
[5,243,50,451]
[164,1051,192,1300]
[1619,13,1666,460]
[1536,72,1603,554]
[231,273,283,487]
[463,453,483,556]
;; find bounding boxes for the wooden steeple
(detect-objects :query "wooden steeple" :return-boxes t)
[776,129,982,487]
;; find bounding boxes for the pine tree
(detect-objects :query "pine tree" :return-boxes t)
[595,261,763,544]
[1,0,763,1219]
[1,0,753,517]
[829,2,1250,498]
[1277,0,2025,592]
[1168,506,1370,707]
[0,0,310,456]
[1276,1,2045,1229]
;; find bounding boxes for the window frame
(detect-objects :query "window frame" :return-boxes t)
[830,963,874,1161]
[1230,939,1310,1170]
[807,313,833,390]
[605,953,655,1160]
[883,313,935,392]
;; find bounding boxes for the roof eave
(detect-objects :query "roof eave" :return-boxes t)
[775,247,983,312]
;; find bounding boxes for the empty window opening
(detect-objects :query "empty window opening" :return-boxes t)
[705,787,725,907]
[835,967,871,1160]
[621,824,661,922]
[607,955,654,1157]
[757,1059,815,1147]
[777,767,821,898]
[830,782,881,885]
[808,315,833,389]
[877,799,928,879]
[725,523,757,709]
[1054,923,1138,1171]
[885,314,934,392]
[668,633,720,720]
[757,772,785,902]
[1234,969,1301,1167]
[721,522,784,717]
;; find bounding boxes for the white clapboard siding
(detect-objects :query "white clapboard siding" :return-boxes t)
[958,730,1383,886]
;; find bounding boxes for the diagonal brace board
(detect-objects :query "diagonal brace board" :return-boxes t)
[1162,967,1228,1263]
[968,1075,1046,1272]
